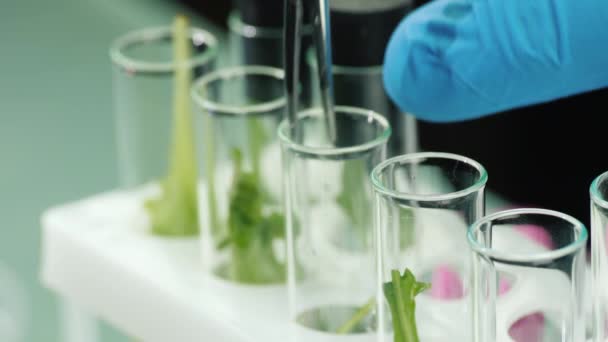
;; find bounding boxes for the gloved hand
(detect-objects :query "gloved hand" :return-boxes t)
[383,0,608,122]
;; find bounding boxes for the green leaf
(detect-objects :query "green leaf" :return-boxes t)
[336,298,376,334]
[144,15,199,237]
[383,268,431,342]
[224,148,286,284]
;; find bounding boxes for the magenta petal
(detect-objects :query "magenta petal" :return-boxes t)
[509,312,545,342]
[430,265,464,299]
[515,224,554,249]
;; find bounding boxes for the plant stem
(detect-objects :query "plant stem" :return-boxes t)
[336,298,376,334]
[204,133,220,238]
[200,66,219,239]
[392,270,415,342]
[247,117,265,178]
[391,269,424,342]
[144,15,199,236]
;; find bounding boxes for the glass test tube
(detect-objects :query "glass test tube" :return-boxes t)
[371,152,487,341]
[192,66,286,285]
[592,171,608,342]
[469,209,588,342]
[306,49,418,156]
[279,107,391,340]
[111,25,218,187]
[228,10,283,68]
[228,11,312,107]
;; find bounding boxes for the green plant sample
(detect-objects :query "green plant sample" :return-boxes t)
[383,269,431,342]
[220,149,286,284]
[144,15,198,236]
[336,268,429,342]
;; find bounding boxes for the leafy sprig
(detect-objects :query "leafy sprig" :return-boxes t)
[220,149,286,284]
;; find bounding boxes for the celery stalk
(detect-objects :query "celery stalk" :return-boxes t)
[144,15,199,236]
[335,268,429,340]
[383,269,431,342]
[223,149,285,284]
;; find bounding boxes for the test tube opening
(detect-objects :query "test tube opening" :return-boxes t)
[468,209,588,342]
[280,106,391,337]
[372,152,487,341]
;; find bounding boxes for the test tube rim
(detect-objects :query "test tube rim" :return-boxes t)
[370,151,488,202]
[109,25,219,74]
[467,208,588,264]
[277,105,391,157]
[590,170,608,209]
[228,10,314,39]
[191,65,286,116]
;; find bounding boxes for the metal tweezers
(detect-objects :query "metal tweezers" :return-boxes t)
[284,0,336,142]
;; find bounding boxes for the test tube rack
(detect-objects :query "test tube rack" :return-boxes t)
[40,185,592,342]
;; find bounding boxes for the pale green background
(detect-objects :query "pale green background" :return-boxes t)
[0,1,222,340]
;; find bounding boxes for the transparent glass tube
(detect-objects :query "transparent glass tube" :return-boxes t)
[228,11,284,68]
[228,11,313,107]
[192,66,286,285]
[469,209,588,342]
[306,49,418,156]
[591,171,608,342]
[371,152,487,341]
[111,25,218,187]
[279,106,391,340]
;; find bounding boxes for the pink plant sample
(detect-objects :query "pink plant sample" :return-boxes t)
[514,224,555,249]
[430,264,464,300]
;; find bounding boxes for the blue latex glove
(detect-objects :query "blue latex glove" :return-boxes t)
[383,0,608,122]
